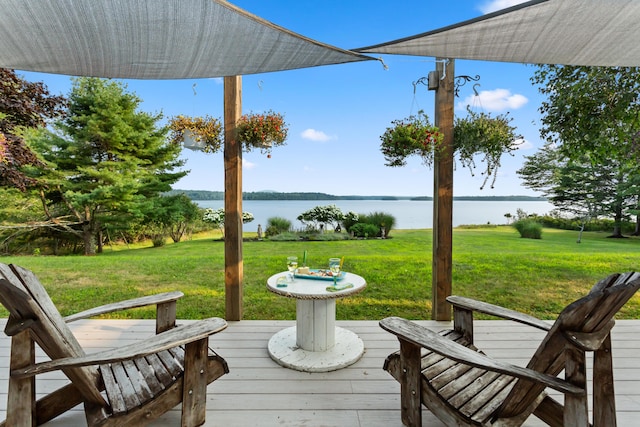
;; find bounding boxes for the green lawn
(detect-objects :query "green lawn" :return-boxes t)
[1,226,639,320]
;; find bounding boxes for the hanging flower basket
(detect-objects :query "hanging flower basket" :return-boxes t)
[379,108,521,189]
[236,110,288,156]
[453,108,522,189]
[169,115,223,153]
[380,111,443,168]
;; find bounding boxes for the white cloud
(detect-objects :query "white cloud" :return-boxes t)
[457,88,528,112]
[512,138,532,150]
[479,0,529,14]
[243,158,256,169]
[301,128,333,142]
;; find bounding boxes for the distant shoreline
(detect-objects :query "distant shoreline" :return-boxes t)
[168,189,546,202]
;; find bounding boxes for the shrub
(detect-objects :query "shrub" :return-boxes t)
[268,231,299,241]
[265,216,292,237]
[307,232,350,241]
[364,211,396,237]
[350,223,380,238]
[353,212,396,237]
[341,211,359,232]
[513,219,543,239]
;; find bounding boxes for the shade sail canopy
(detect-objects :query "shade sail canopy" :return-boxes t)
[0,0,372,79]
[357,0,640,67]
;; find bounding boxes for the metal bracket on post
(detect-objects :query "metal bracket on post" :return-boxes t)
[415,68,480,97]
[413,71,440,91]
[413,59,450,92]
[453,75,481,98]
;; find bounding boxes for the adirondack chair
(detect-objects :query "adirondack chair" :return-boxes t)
[381,272,640,427]
[0,263,229,427]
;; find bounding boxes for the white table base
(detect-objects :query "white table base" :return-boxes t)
[267,326,364,372]
[296,299,335,351]
[266,272,367,372]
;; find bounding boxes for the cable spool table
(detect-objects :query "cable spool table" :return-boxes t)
[266,271,367,372]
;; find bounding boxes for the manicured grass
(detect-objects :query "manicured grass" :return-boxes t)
[1,226,639,320]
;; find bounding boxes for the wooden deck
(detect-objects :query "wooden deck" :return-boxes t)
[1,318,639,426]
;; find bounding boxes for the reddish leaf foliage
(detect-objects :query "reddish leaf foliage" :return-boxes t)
[0,68,67,190]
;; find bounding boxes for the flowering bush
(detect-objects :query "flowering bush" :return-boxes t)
[203,207,254,236]
[297,204,345,231]
[169,115,223,153]
[236,111,288,155]
[380,111,443,168]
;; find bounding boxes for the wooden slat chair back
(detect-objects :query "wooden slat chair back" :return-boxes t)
[0,263,229,427]
[0,264,106,405]
[381,272,640,427]
[499,272,638,421]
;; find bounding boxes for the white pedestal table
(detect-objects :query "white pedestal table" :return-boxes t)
[266,271,366,372]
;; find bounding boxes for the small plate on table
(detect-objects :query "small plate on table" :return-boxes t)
[294,269,346,281]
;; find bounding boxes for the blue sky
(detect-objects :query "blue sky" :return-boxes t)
[21,0,545,197]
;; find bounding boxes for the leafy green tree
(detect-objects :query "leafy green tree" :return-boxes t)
[144,194,201,243]
[27,78,186,255]
[518,145,633,237]
[0,188,42,253]
[531,65,640,236]
[533,65,640,164]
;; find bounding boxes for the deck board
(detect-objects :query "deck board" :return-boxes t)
[1,318,639,426]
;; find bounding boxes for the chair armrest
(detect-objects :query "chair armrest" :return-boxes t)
[64,291,184,323]
[12,317,227,378]
[380,316,583,396]
[447,295,551,331]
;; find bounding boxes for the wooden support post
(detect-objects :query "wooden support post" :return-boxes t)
[432,58,454,321]
[224,76,243,321]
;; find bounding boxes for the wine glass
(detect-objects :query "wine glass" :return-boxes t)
[286,256,298,281]
[329,257,341,286]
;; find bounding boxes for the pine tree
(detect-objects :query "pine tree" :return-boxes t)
[29,78,186,255]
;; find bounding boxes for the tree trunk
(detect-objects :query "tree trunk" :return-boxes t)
[609,207,625,238]
[97,229,104,253]
[632,214,640,236]
[82,207,96,255]
[81,206,96,255]
[609,225,623,238]
[82,222,96,255]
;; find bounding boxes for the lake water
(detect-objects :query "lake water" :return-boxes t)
[195,199,554,230]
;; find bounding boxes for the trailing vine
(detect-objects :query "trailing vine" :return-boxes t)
[454,107,521,189]
[380,107,521,189]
